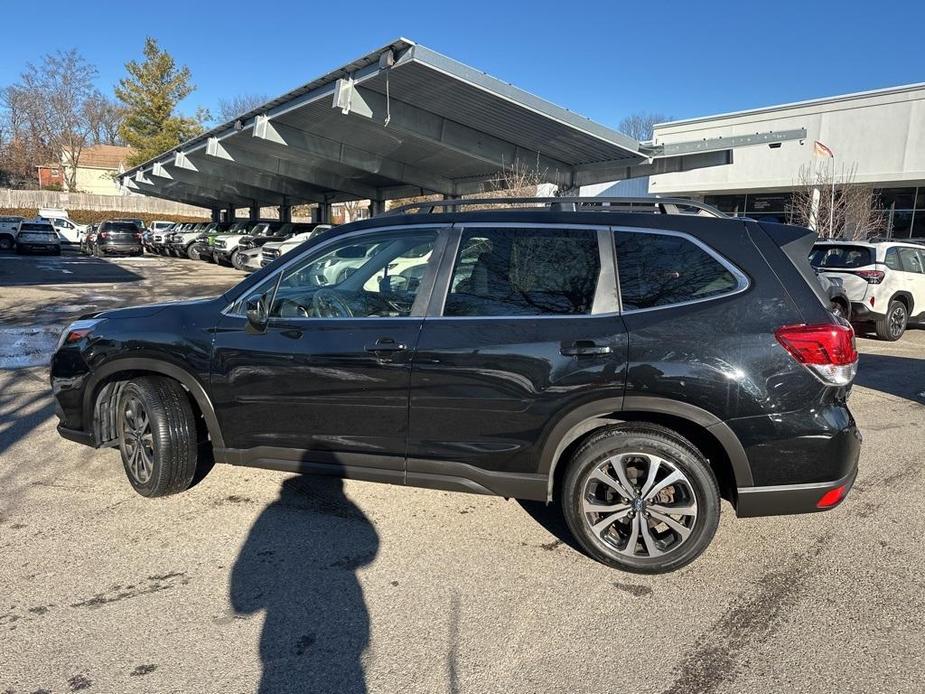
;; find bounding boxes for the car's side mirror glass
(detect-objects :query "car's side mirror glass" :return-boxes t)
[245,292,270,331]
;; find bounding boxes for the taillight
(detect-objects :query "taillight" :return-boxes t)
[852,269,884,284]
[816,485,848,509]
[134,232,142,240]
[774,323,858,386]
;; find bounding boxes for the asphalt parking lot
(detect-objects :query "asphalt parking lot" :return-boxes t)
[1,250,923,694]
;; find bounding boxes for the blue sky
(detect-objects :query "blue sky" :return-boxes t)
[3,0,923,131]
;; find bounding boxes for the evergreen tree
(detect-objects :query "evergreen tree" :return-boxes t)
[115,37,205,166]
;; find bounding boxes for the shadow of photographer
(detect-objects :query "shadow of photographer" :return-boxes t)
[231,474,379,693]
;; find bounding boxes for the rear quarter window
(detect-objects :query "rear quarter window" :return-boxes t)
[615,230,741,310]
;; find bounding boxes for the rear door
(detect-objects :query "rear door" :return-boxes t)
[897,247,925,314]
[406,223,627,498]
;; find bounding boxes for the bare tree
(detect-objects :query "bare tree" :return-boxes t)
[0,85,53,186]
[788,161,884,240]
[217,94,269,122]
[84,93,124,145]
[4,50,100,190]
[618,112,670,142]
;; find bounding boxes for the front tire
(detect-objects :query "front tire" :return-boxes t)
[876,300,907,341]
[562,424,720,574]
[117,376,200,497]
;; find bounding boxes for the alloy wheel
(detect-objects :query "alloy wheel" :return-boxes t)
[120,396,155,484]
[581,453,698,559]
[890,304,907,338]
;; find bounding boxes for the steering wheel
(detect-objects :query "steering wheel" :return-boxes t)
[312,288,354,318]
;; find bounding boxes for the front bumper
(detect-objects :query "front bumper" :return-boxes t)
[736,464,858,517]
[57,424,95,447]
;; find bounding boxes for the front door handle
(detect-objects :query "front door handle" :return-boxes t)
[365,337,407,353]
[561,340,613,357]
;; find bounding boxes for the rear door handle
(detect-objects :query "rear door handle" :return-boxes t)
[365,337,407,353]
[561,340,613,357]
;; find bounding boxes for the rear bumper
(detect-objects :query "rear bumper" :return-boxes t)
[735,464,858,517]
[98,244,143,255]
[850,301,884,320]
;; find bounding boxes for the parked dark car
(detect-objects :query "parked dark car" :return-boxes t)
[91,221,144,257]
[50,198,861,573]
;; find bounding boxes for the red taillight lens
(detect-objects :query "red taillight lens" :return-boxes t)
[817,484,847,509]
[775,323,858,386]
[65,328,92,344]
[852,269,884,284]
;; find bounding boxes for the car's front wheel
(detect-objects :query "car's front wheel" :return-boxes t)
[117,376,200,497]
[562,424,720,574]
[876,299,907,341]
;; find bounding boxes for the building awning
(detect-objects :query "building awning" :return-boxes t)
[119,38,740,210]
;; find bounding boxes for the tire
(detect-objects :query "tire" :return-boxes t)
[561,423,720,574]
[231,250,247,271]
[186,244,199,261]
[831,299,850,322]
[875,299,907,341]
[0,235,12,251]
[116,376,201,497]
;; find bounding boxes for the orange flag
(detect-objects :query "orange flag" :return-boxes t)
[813,141,834,158]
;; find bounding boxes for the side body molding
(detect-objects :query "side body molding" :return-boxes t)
[82,358,225,450]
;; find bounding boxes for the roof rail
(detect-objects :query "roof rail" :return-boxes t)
[382,196,728,218]
[865,236,925,247]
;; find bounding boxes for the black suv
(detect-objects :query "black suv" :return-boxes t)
[51,198,861,573]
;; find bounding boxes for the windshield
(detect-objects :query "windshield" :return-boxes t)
[809,244,874,269]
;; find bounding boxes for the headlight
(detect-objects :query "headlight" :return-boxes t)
[56,319,102,350]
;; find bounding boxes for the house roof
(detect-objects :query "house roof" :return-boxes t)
[76,144,133,170]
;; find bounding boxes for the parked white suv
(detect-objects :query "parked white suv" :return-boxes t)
[810,240,925,340]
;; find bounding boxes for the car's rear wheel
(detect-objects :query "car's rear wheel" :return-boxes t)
[0,236,13,251]
[562,424,720,574]
[117,376,200,497]
[186,244,199,260]
[876,299,907,341]
[831,299,850,321]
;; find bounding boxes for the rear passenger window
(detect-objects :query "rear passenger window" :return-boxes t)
[898,248,924,274]
[444,228,600,316]
[615,231,740,310]
[884,248,903,271]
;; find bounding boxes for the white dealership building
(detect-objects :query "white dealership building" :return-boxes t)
[588,82,925,239]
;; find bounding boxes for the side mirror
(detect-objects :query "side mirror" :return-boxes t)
[245,292,270,332]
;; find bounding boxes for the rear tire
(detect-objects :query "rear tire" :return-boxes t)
[117,376,201,497]
[875,300,907,341]
[0,236,13,251]
[231,250,247,271]
[561,424,720,574]
[187,244,199,260]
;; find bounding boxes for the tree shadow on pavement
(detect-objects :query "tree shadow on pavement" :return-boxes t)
[854,352,925,405]
[230,475,379,694]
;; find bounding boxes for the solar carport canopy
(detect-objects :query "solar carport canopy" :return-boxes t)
[120,38,731,210]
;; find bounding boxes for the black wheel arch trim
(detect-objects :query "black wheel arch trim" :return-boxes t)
[82,358,225,449]
[889,290,914,315]
[540,395,754,501]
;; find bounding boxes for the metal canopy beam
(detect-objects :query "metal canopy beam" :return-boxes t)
[251,116,457,196]
[149,159,291,206]
[573,150,734,188]
[206,137,380,201]
[125,178,245,210]
[335,82,575,187]
[643,129,807,157]
[132,173,255,209]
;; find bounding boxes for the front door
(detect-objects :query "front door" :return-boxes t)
[406,224,628,498]
[211,226,444,478]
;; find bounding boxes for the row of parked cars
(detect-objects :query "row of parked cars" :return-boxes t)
[144,220,332,272]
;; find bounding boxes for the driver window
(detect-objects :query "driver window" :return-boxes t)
[270,230,437,319]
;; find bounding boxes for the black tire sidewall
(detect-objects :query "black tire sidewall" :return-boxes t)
[877,300,907,341]
[562,426,721,574]
[117,377,198,497]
